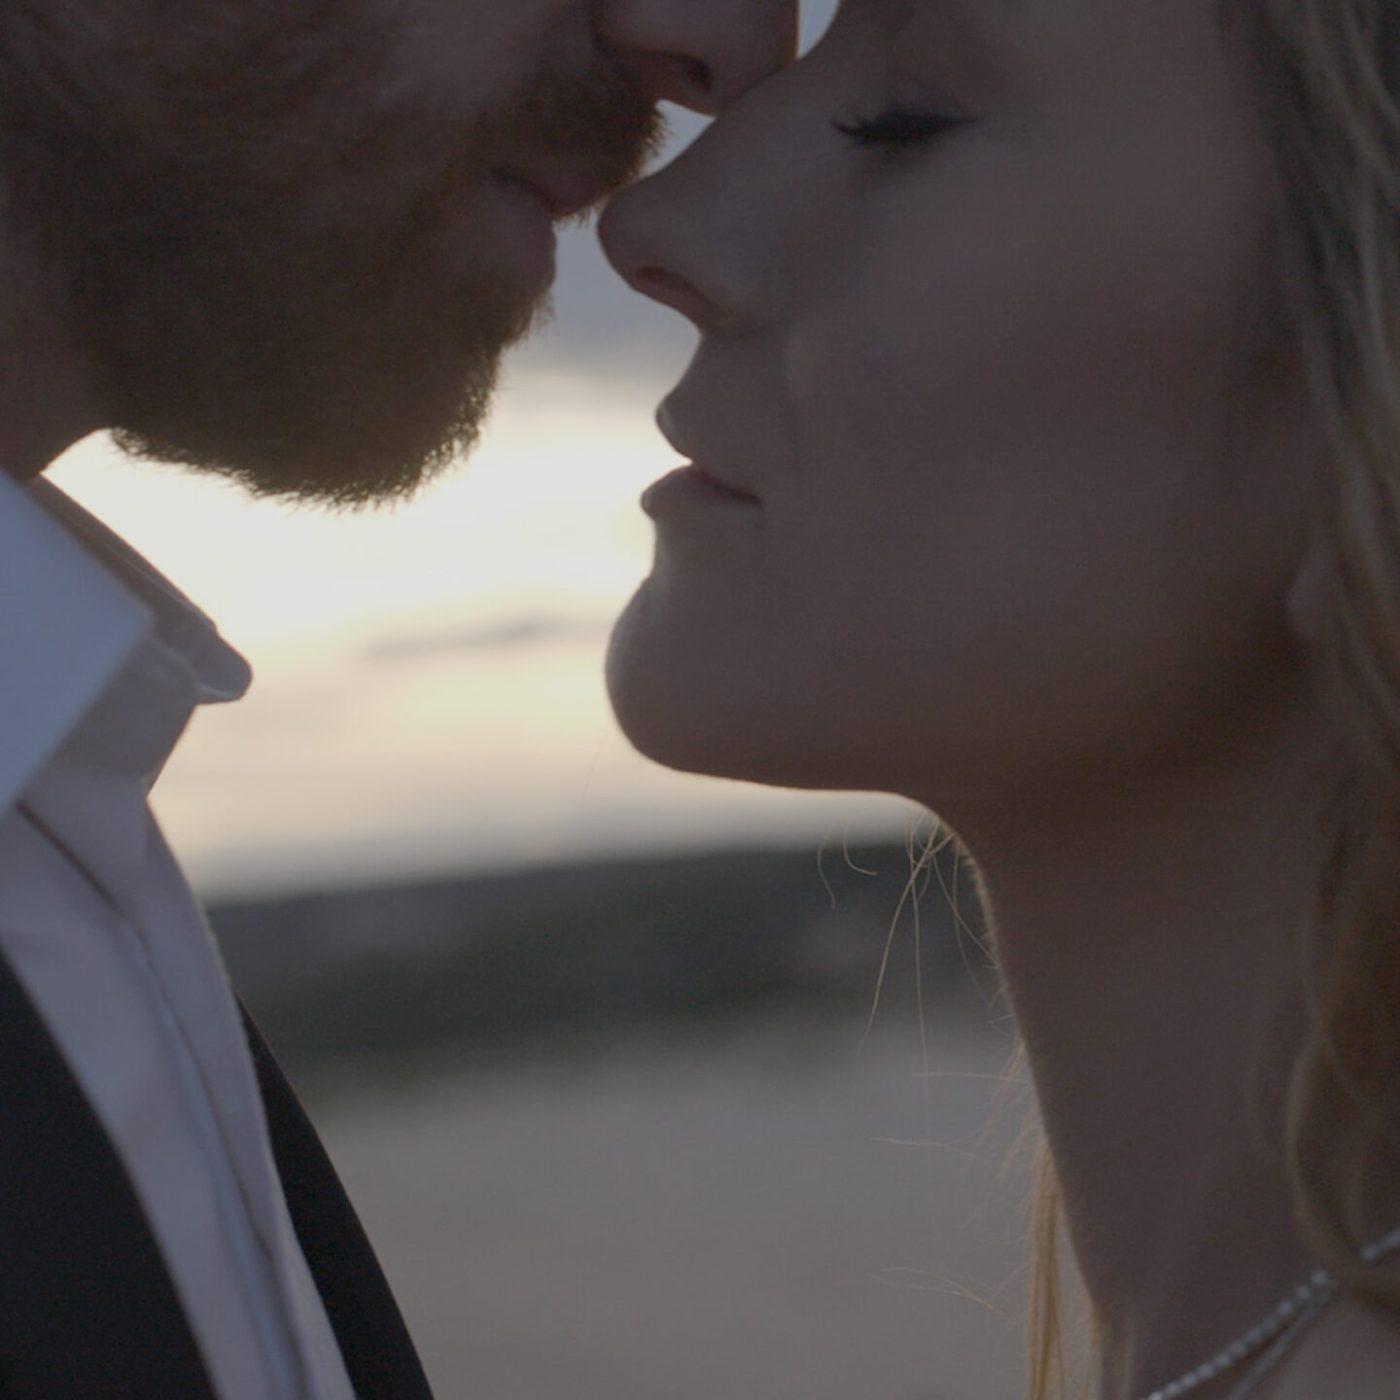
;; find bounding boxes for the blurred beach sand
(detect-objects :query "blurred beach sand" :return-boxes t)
[318,1006,1033,1400]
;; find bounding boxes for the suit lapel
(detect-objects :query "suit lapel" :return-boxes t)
[0,949,217,1399]
[0,951,434,1399]
[241,1005,435,1400]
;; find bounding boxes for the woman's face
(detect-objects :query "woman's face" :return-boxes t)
[599,0,1318,813]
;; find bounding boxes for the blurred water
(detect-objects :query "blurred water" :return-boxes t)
[318,1006,1032,1400]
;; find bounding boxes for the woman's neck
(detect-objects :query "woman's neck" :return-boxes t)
[939,688,1348,1399]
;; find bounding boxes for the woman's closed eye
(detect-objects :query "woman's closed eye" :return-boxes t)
[832,104,970,150]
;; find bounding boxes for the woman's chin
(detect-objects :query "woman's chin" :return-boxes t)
[607,607,762,783]
[605,601,860,792]
[605,633,750,782]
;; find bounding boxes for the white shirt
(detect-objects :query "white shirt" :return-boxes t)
[0,469,358,1400]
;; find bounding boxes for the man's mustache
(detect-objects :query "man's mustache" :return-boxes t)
[481,55,668,200]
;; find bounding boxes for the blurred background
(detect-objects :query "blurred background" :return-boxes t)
[47,4,1038,1392]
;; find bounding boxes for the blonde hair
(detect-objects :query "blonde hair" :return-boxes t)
[1026,2,1400,1394]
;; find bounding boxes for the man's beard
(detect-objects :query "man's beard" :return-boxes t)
[0,4,662,507]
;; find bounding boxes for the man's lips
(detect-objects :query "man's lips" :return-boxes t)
[493,159,617,219]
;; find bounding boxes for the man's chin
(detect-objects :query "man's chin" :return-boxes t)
[99,264,551,509]
[111,406,482,512]
[105,327,533,510]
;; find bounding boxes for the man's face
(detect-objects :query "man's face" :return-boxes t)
[0,0,679,505]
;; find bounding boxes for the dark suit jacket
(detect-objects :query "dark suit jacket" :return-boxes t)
[0,949,434,1398]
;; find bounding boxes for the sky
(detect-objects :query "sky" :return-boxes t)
[47,2,923,896]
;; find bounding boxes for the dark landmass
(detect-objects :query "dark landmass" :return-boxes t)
[209,841,995,1083]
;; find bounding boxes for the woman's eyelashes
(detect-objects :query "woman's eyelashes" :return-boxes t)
[833,104,970,150]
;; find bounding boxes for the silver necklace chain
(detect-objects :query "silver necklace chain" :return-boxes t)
[1137,1224,1400,1400]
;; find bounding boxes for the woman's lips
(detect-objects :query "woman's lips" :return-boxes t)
[642,464,762,517]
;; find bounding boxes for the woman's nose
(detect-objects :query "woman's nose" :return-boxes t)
[599,137,772,332]
[599,69,811,333]
[594,0,797,113]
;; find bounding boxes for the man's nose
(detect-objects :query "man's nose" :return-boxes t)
[594,0,798,113]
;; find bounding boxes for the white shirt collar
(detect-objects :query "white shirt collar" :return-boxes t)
[0,467,251,811]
